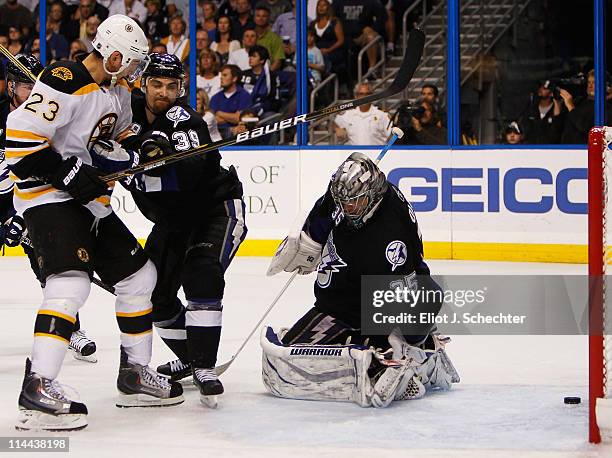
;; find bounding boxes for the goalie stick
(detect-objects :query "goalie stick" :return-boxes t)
[100,28,425,183]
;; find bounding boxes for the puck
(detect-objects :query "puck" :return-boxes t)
[564,396,581,405]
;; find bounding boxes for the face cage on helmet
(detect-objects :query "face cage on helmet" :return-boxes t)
[126,55,151,83]
[332,188,373,228]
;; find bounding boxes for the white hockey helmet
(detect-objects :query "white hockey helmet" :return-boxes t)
[92,14,150,84]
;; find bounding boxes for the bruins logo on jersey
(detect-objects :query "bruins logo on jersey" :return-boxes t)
[51,67,73,81]
[87,113,118,149]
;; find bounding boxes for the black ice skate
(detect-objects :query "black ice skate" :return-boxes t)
[68,329,97,363]
[116,347,184,408]
[16,359,88,431]
[193,368,224,409]
[157,358,191,381]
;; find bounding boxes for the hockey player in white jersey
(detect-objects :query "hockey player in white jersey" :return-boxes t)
[0,54,97,363]
[263,152,459,407]
[6,15,183,432]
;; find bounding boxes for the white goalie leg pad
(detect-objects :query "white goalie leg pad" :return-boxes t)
[260,327,374,407]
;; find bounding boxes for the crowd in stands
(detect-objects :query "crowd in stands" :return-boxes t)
[0,0,608,145]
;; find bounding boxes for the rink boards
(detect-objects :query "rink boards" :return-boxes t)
[5,147,589,263]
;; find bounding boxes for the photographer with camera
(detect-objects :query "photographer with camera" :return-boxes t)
[520,80,564,144]
[403,100,447,145]
[560,69,612,144]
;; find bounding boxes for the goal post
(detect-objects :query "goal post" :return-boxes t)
[589,126,612,443]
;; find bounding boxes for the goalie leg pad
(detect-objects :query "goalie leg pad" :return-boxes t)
[261,327,373,407]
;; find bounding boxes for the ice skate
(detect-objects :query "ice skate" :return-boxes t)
[116,347,184,407]
[157,358,191,382]
[16,359,88,431]
[68,329,97,363]
[193,368,224,409]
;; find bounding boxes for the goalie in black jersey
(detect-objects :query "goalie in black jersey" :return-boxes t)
[125,53,246,406]
[264,152,459,407]
[0,54,97,363]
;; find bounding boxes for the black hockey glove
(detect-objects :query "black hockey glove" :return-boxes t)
[3,214,25,247]
[139,131,174,163]
[51,156,108,205]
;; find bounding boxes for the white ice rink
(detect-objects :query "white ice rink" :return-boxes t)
[1,257,611,457]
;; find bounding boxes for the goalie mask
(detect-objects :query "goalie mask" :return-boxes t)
[330,152,388,228]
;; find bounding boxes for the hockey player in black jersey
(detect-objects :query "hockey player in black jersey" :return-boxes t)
[263,152,459,407]
[0,54,97,363]
[126,53,246,406]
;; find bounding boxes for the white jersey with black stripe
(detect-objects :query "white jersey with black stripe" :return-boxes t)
[5,60,133,218]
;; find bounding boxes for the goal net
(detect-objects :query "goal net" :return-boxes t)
[589,126,612,443]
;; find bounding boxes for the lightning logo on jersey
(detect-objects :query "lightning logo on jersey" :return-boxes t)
[316,232,346,289]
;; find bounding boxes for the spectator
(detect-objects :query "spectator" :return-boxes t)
[231,0,256,43]
[0,33,6,94]
[241,45,269,93]
[242,45,278,117]
[311,0,345,75]
[420,83,446,126]
[150,41,167,53]
[195,29,209,54]
[218,0,239,18]
[197,48,222,99]
[520,80,564,144]
[273,0,296,61]
[196,88,223,141]
[109,0,147,26]
[165,1,180,18]
[63,0,108,43]
[211,15,241,65]
[333,0,386,74]
[0,0,32,38]
[69,39,87,61]
[254,5,285,71]
[144,0,168,42]
[334,82,391,145]
[162,15,190,62]
[502,121,524,144]
[227,28,257,70]
[255,0,292,25]
[410,100,447,145]
[202,1,218,44]
[560,70,612,144]
[30,16,70,61]
[209,64,252,138]
[306,28,325,85]
[82,14,101,52]
[7,27,24,56]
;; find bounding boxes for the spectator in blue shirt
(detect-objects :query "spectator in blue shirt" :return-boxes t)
[210,64,253,138]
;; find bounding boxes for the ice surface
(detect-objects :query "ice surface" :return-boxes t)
[1,257,610,457]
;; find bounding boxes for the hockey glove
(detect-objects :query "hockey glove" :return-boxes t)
[91,139,139,173]
[51,156,108,205]
[139,131,173,163]
[267,230,322,276]
[3,214,25,247]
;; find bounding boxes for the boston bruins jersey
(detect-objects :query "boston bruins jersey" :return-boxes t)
[5,59,133,218]
[307,183,429,329]
[129,89,242,227]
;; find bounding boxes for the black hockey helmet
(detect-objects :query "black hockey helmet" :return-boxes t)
[142,53,185,95]
[5,53,43,84]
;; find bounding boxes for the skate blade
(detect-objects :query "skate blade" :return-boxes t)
[438,349,460,383]
[116,392,184,408]
[69,348,98,363]
[200,394,219,409]
[15,409,87,431]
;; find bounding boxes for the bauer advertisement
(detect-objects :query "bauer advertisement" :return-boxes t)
[111,147,587,262]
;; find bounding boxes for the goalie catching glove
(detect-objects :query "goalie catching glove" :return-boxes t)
[267,212,323,276]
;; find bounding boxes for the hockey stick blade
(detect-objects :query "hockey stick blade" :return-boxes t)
[101,29,425,183]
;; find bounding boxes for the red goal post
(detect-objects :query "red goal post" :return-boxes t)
[589,126,612,443]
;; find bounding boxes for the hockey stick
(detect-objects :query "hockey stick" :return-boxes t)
[213,126,409,375]
[215,270,298,375]
[101,29,425,183]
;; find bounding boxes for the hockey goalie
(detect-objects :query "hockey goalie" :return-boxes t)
[263,152,459,408]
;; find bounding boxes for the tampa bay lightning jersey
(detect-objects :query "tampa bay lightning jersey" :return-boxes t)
[305,183,429,329]
[129,89,242,227]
